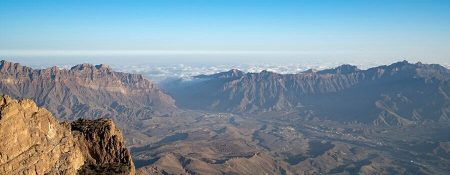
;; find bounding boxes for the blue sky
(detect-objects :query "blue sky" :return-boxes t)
[0,0,449,64]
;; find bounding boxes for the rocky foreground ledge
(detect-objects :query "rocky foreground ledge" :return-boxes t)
[0,95,135,175]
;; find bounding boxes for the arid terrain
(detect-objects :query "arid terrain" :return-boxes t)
[1,60,449,174]
[120,61,450,174]
[131,110,450,174]
[2,0,450,174]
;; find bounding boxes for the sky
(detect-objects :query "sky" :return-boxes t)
[0,0,449,71]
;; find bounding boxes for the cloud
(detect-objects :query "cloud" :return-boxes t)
[111,63,343,82]
[5,56,448,83]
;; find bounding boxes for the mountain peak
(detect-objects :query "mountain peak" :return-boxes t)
[259,70,278,77]
[0,60,32,73]
[95,64,111,70]
[71,63,95,70]
[302,69,318,74]
[0,60,19,68]
[70,63,111,71]
[0,60,13,65]
[389,60,413,68]
[198,69,244,79]
[227,69,244,76]
[319,64,359,74]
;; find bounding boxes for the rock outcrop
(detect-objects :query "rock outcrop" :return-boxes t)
[70,118,135,175]
[0,95,135,175]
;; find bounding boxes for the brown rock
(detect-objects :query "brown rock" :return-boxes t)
[0,95,135,174]
[70,118,135,175]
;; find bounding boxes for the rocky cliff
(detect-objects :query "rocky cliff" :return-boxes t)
[0,95,135,174]
[0,60,176,125]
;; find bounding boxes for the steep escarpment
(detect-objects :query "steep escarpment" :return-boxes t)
[0,95,135,174]
[0,60,176,125]
[164,61,450,125]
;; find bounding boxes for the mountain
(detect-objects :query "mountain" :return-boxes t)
[0,95,135,174]
[0,60,177,128]
[163,61,450,126]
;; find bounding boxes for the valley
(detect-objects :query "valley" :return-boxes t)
[131,110,450,174]
[1,60,449,174]
[2,0,450,174]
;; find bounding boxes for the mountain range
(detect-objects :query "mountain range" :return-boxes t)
[0,60,176,128]
[1,60,450,174]
[163,61,450,126]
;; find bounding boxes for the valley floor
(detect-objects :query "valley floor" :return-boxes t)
[129,110,450,175]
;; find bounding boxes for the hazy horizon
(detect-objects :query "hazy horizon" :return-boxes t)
[2,56,448,82]
[1,0,450,80]
[1,1,450,174]
[1,0,450,65]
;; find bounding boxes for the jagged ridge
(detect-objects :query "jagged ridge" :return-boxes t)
[164,61,450,126]
[0,60,176,126]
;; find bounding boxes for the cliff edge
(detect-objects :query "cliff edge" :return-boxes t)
[0,95,135,174]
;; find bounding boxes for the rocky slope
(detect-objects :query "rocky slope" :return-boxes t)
[0,60,176,126]
[0,95,135,174]
[164,61,450,126]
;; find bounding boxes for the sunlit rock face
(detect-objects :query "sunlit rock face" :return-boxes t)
[0,95,135,175]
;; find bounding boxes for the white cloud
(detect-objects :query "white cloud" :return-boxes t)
[111,63,341,82]
[5,56,448,83]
